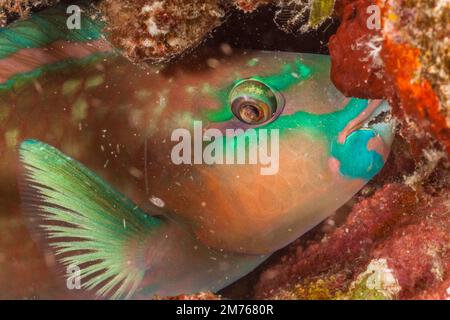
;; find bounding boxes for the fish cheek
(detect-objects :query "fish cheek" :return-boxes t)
[173,130,339,254]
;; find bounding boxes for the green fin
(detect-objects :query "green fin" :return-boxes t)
[0,4,105,60]
[0,4,114,92]
[19,139,164,299]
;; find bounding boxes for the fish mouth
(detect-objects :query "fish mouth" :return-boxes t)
[338,99,393,145]
[362,100,393,129]
[367,110,392,127]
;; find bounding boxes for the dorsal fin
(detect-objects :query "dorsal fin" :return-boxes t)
[0,4,105,60]
[0,4,115,91]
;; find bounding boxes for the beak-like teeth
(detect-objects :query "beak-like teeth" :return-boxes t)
[367,110,392,127]
[362,100,392,128]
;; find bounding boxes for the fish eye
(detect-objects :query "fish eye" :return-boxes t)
[229,79,284,125]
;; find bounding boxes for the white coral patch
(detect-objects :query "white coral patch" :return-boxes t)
[146,18,166,37]
[141,1,169,37]
[141,1,165,14]
[434,0,450,12]
[355,258,401,298]
[355,35,384,68]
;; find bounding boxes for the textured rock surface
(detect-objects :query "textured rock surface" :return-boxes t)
[329,0,386,99]
[382,0,450,155]
[99,0,225,63]
[232,0,271,12]
[329,0,450,155]
[0,0,60,26]
[253,140,450,299]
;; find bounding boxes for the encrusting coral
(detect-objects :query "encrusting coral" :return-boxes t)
[98,0,225,63]
[382,0,450,155]
[1,0,338,62]
[0,0,60,26]
[330,0,450,156]
[98,0,338,62]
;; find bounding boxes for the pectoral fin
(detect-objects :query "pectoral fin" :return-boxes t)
[19,139,164,299]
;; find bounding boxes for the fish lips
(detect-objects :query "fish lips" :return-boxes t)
[338,99,395,159]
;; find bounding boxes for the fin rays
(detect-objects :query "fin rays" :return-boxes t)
[19,139,163,299]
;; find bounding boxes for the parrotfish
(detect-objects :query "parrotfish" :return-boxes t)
[0,5,394,299]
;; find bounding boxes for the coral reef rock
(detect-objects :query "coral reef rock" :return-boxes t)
[0,0,60,26]
[99,0,225,63]
[163,292,222,300]
[330,0,450,155]
[382,0,450,154]
[232,0,271,13]
[329,0,385,99]
[255,177,450,299]
[274,0,336,33]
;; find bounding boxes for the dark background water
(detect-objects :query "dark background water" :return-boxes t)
[206,4,338,54]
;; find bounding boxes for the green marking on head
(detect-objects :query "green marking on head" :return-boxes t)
[247,57,259,67]
[262,98,369,134]
[208,95,386,181]
[261,98,386,180]
[205,59,312,123]
[202,56,387,181]
[331,129,385,180]
[205,84,235,122]
[254,59,312,91]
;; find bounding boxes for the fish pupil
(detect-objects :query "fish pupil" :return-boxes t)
[240,104,263,123]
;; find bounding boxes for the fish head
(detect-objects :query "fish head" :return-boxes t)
[154,51,395,254]
[0,39,394,255]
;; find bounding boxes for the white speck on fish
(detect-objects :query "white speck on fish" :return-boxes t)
[150,196,165,208]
